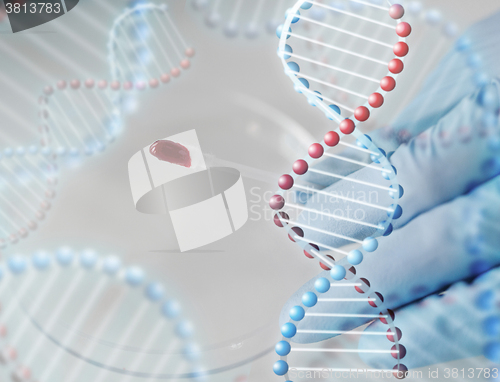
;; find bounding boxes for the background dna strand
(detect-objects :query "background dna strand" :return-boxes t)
[39,2,194,160]
[0,148,57,248]
[190,0,291,39]
[0,2,194,250]
[270,0,410,378]
[0,248,202,382]
[109,1,195,114]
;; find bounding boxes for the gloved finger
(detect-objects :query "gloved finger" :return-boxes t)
[358,267,500,370]
[279,175,500,344]
[296,78,500,249]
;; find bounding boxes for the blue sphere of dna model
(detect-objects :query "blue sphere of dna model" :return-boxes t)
[270,0,411,379]
[0,247,204,382]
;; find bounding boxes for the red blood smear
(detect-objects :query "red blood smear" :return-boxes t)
[149,140,191,168]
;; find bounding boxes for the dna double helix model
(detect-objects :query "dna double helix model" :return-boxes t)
[269,0,410,378]
[0,2,194,249]
[190,0,291,39]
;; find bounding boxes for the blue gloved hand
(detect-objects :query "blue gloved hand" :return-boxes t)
[278,9,500,370]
